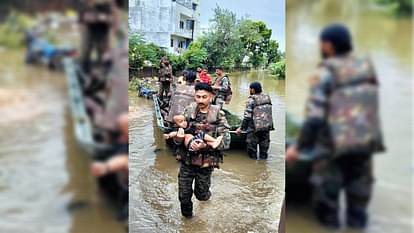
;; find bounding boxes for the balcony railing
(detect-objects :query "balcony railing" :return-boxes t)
[172,29,193,39]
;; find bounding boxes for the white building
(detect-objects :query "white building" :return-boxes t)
[129,0,201,54]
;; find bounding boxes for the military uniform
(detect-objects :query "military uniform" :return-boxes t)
[241,93,274,159]
[177,102,230,217]
[158,63,173,99]
[79,1,113,72]
[297,55,384,228]
[212,75,231,107]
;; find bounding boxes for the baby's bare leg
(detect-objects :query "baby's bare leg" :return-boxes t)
[205,134,223,149]
[203,134,217,143]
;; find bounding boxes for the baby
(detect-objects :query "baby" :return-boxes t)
[164,115,223,167]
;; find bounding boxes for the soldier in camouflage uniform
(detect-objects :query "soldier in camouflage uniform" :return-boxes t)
[78,0,114,73]
[286,24,385,229]
[212,67,232,108]
[237,82,274,160]
[175,83,230,218]
[158,56,173,100]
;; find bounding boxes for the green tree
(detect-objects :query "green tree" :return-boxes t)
[269,59,285,79]
[183,40,208,70]
[238,20,272,68]
[128,33,167,69]
[266,40,282,65]
[372,0,413,15]
[201,6,243,69]
[168,53,187,74]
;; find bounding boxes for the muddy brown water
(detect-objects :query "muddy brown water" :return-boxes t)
[286,1,413,232]
[129,71,285,233]
[0,49,125,233]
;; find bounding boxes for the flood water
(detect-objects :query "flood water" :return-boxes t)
[286,0,413,232]
[0,49,125,233]
[129,72,285,232]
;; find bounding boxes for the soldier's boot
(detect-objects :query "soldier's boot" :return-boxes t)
[345,154,373,229]
[180,202,193,218]
[248,151,257,160]
[314,202,340,229]
[347,207,368,229]
[313,169,341,229]
[258,131,270,159]
[345,175,372,229]
[247,144,257,159]
[259,152,268,160]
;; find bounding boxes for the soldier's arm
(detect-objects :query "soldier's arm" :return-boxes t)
[240,97,255,131]
[297,68,332,151]
[216,109,230,135]
[217,110,231,150]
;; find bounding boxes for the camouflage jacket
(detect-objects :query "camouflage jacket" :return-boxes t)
[298,55,384,156]
[241,94,274,132]
[241,96,256,132]
[213,75,230,96]
[178,103,231,167]
[297,63,335,154]
[159,64,173,82]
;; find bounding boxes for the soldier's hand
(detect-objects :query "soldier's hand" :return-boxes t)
[90,162,109,177]
[236,127,242,135]
[190,139,206,151]
[286,145,299,163]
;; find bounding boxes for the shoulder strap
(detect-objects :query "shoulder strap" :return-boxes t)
[207,105,220,123]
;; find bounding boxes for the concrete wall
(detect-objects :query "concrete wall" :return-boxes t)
[129,0,200,52]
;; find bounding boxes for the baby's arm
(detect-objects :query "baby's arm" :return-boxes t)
[163,131,178,139]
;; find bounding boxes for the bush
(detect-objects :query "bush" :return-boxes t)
[183,41,208,70]
[129,33,167,69]
[269,59,285,79]
[168,53,187,74]
[0,13,35,48]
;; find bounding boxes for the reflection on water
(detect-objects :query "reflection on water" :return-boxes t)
[0,50,124,233]
[130,72,285,232]
[287,0,413,232]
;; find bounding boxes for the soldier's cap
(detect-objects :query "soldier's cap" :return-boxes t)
[320,23,353,55]
[195,82,213,93]
[249,82,262,93]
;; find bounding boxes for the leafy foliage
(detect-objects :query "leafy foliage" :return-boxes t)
[371,0,413,15]
[269,59,286,79]
[128,5,284,79]
[129,33,167,69]
[183,40,208,70]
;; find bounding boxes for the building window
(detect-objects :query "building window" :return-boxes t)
[170,39,174,47]
[192,3,197,11]
[179,21,184,29]
[186,20,194,30]
[178,41,184,48]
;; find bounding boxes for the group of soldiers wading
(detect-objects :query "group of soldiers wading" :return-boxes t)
[158,23,385,230]
[158,56,274,217]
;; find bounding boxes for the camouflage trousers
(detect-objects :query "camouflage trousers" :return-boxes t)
[213,95,226,108]
[246,131,270,159]
[311,153,374,228]
[80,30,109,72]
[178,163,213,217]
[159,81,171,99]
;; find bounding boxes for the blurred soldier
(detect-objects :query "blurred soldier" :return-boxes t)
[236,82,274,159]
[176,83,230,218]
[90,113,128,221]
[212,67,232,107]
[286,24,385,229]
[79,0,115,72]
[158,56,173,100]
